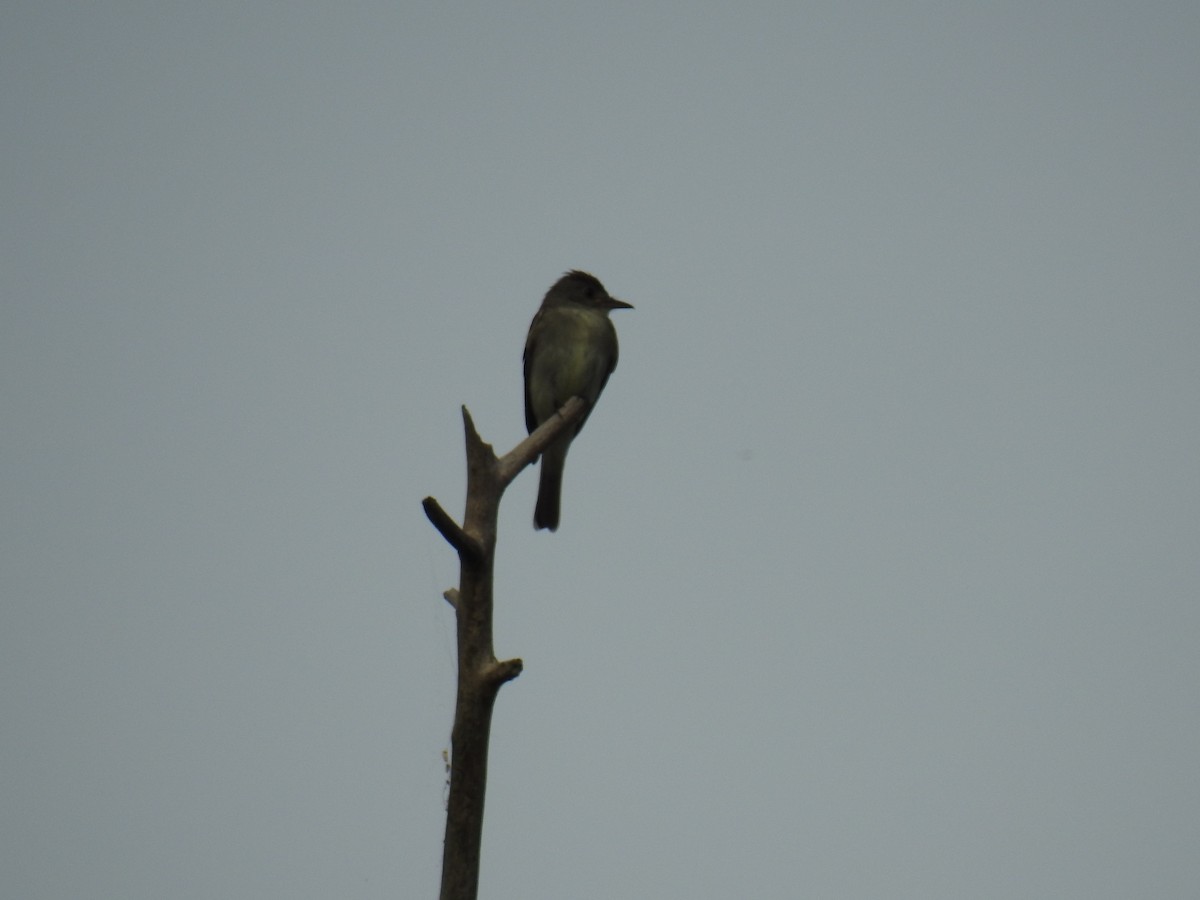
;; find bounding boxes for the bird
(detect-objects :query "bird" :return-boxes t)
[523,270,633,531]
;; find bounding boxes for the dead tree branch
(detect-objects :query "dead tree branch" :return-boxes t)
[423,397,588,900]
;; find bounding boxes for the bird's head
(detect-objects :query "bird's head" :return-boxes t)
[546,270,634,312]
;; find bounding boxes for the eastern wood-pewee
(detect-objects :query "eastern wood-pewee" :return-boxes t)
[523,270,633,531]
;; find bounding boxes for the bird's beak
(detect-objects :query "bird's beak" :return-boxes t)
[606,297,634,310]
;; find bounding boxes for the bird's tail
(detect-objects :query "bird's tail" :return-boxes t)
[534,441,569,531]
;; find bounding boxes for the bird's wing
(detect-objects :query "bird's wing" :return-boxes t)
[522,310,540,434]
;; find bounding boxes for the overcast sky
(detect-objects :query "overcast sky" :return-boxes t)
[3,3,1198,898]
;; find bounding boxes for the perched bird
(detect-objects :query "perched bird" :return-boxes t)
[523,270,633,531]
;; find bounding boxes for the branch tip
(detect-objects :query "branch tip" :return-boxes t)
[488,657,524,685]
[422,496,484,563]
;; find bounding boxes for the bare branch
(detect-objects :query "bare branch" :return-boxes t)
[496,395,588,486]
[461,404,495,462]
[485,657,524,686]
[422,497,484,565]
[426,396,593,900]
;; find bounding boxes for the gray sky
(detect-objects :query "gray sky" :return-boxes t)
[3,2,1198,898]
